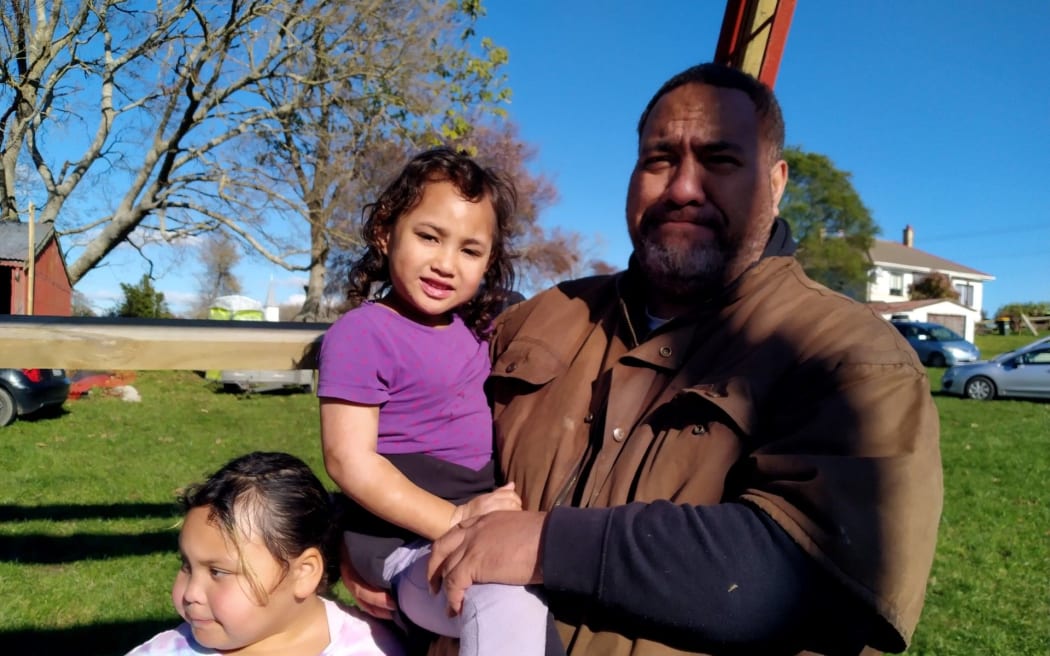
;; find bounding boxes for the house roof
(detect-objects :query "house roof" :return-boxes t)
[869,239,993,280]
[0,221,55,261]
[867,299,974,314]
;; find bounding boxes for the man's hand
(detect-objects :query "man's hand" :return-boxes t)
[449,482,522,527]
[427,510,547,615]
[339,539,396,620]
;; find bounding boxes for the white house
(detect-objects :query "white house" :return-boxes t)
[868,298,983,343]
[866,226,994,343]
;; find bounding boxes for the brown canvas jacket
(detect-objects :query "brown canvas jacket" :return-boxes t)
[482,256,942,655]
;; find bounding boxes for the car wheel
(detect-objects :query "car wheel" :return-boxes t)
[964,376,996,400]
[927,352,947,367]
[0,388,16,426]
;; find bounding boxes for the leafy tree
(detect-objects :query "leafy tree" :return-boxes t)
[995,301,1050,322]
[779,147,878,298]
[110,274,172,318]
[909,272,960,301]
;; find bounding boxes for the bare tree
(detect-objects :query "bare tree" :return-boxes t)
[186,231,243,318]
[1,0,510,313]
[228,1,511,320]
[3,1,299,278]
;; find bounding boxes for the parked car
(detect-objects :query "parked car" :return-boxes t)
[891,320,980,367]
[941,336,1050,400]
[0,368,71,426]
[218,369,314,394]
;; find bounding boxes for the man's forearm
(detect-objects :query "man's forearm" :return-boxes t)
[542,500,857,646]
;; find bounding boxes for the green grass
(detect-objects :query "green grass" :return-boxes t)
[2,335,1049,654]
[907,332,1050,654]
[0,371,330,653]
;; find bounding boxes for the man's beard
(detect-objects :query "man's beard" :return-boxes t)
[635,232,728,299]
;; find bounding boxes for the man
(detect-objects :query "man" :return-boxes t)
[356,63,943,655]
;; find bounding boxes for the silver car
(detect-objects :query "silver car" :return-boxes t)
[891,321,981,367]
[941,336,1050,400]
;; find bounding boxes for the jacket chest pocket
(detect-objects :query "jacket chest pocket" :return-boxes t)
[489,340,567,405]
[628,381,755,504]
[489,340,590,509]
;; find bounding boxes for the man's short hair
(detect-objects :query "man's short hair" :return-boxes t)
[636,63,785,161]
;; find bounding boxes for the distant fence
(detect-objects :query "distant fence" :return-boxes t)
[1020,314,1049,336]
[0,315,328,371]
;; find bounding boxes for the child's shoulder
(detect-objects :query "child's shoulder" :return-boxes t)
[327,302,390,337]
[124,623,202,655]
[321,598,407,656]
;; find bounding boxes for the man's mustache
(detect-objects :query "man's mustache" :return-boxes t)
[640,205,726,241]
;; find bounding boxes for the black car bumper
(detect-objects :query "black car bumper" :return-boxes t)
[11,378,70,415]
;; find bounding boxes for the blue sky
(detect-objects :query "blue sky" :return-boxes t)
[78,1,1049,316]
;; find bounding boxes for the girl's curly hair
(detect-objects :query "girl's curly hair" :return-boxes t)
[345,147,518,339]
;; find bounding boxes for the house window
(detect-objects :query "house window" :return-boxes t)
[955,282,974,307]
[889,273,904,297]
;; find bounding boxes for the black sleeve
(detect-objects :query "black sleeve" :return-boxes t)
[541,501,876,652]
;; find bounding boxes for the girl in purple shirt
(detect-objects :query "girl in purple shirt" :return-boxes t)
[317,148,547,655]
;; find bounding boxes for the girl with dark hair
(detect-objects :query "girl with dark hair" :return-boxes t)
[318,148,546,655]
[126,451,404,655]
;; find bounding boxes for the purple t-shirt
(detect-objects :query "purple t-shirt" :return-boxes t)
[318,302,492,470]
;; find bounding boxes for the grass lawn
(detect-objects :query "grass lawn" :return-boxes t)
[2,332,1048,654]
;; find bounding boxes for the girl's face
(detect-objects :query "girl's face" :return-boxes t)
[172,506,308,652]
[379,180,496,325]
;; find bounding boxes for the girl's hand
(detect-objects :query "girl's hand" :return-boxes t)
[340,538,396,619]
[450,482,522,527]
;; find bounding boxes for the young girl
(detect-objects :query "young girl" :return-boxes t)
[317,147,547,655]
[126,451,405,656]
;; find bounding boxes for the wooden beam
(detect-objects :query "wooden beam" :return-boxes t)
[714,0,796,88]
[0,315,327,370]
[1020,313,1039,337]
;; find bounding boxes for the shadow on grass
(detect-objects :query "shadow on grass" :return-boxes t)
[0,503,177,521]
[0,504,180,562]
[18,404,71,422]
[1,618,175,655]
[0,529,177,563]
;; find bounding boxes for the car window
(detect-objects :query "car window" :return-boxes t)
[893,324,912,337]
[927,325,963,341]
[1021,349,1050,365]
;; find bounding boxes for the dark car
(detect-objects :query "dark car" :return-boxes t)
[0,368,71,426]
[891,320,980,367]
[941,336,1050,400]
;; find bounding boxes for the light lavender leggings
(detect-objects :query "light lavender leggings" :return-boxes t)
[384,540,548,656]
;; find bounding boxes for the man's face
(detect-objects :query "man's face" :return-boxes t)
[625,83,787,305]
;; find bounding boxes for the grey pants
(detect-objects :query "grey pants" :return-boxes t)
[384,540,547,656]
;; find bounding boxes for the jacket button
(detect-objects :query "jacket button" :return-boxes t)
[505,362,518,373]
[659,346,673,357]
[612,427,625,442]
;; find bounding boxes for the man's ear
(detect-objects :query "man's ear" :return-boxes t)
[290,547,324,599]
[769,158,788,214]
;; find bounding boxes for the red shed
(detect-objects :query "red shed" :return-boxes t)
[0,222,72,316]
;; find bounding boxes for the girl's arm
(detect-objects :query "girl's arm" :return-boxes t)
[320,398,519,541]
